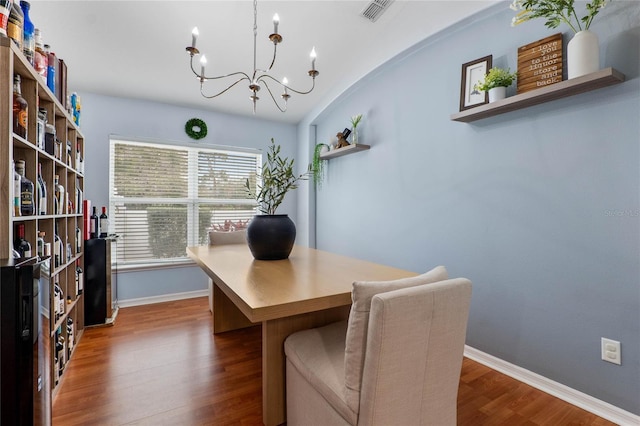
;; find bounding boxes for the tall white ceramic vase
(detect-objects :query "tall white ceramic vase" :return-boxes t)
[567,30,600,79]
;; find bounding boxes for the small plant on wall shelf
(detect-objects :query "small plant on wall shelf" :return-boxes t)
[474,67,518,92]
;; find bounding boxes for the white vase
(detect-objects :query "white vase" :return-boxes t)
[567,30,600,79]
[488,87,506,103]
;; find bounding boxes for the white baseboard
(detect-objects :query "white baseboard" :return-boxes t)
[464,345,639,426]
[117,289,208,308]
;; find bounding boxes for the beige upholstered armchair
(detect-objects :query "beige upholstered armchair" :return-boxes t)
[284,266,472,425]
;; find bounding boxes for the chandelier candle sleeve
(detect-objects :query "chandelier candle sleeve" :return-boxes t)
[191,27,198,49]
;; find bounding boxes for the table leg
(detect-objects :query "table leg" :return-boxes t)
[261,305,351,426]
[212,283,255,334]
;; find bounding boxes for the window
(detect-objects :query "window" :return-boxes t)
[109,138,261,266]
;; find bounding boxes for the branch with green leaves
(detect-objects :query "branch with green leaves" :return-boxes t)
[246,138,312,215]
[511,0,609,33]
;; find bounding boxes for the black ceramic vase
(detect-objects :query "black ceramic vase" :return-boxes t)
[246,214,296,260]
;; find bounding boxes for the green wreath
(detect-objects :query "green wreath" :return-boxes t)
[185,118,208,140]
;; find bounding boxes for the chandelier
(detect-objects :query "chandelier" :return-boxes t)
[185,0,319,114]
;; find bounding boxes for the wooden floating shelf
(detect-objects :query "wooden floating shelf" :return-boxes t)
[320,144,370,160]
[450,67,625,123]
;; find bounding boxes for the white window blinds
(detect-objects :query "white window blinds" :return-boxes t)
[109,138,260,265]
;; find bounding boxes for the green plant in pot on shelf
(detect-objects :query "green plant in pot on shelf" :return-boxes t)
[244,138,312,260]
[350,113,363,145]
[510,0,610,78]
[474,67,517,103]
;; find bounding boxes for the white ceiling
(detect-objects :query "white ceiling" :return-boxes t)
[28,1,497,124]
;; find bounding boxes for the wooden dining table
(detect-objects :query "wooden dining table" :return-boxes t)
[187,244,416,426]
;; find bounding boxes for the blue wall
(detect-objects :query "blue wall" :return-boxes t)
[79,93,297,300]
[301,1,639,415]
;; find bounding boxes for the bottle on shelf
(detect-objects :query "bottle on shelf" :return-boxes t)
[67,317,74,355]
[7,0,23,49]
[76,259,83,294]
[37,231,45,257]
[54,221,63,267]
[54,174,64,215]
[75,226,81,254]
[44,119,56,156]
[13,223,32,258]
[36,107,46,149]
[53,277,62,321]
[90,206,98,239]
[12,74,28,139]
[0,0,11,38]
[99,206,109,238]
[19,1,34,66]
[37,162,47,215]
[13,159,21,217]
[75,145,82,172]
[45,45,56,94]
[33,27,47,77]
[15,159,34,216]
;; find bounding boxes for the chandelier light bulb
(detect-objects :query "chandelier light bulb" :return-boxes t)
[310,47,317,70]
[282,77,289,94]
[200,55,207,76]
[191,27,199,49]
[273,13,279,33]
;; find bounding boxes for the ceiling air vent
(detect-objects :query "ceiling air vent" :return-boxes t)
[361,0,395,22]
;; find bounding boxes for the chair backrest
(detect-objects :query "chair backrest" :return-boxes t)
[208,229,246,245]
[357,278,472,425]
[343,266,449,412]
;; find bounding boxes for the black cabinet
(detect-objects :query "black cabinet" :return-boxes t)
[84,238,118,326]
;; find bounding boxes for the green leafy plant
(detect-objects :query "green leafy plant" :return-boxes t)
[510,0,610,33]
[246,138,312,215]
[312,143,329,188]
[474,67,518,92]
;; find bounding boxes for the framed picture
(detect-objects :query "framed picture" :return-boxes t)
[459,55,492,111]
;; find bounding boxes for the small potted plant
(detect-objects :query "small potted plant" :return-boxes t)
[510,0,609,78]
[350,113,363,145]
[474,67,518,103]
[245,138,312,260]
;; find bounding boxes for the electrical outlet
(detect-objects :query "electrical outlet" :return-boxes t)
[601,338,621,365]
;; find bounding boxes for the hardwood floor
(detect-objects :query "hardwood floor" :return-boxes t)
[53,297,615,425]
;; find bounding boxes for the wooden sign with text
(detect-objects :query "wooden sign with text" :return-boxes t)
[517,33,563,94]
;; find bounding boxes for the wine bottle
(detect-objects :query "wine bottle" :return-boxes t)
[15,159,34,216]
[53,277,61,321]
[54,174,64,215]
[54,221,62,267]
[99,206,109,238]
[19,1,34,66]
[90,206,98,239]
[13,160,21,217]
[37,231,45,257]
[13,223,32,257]
[76,259,83,294]
[37,162,47,215]
[75,226,81,253]
[13,74,28,139]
